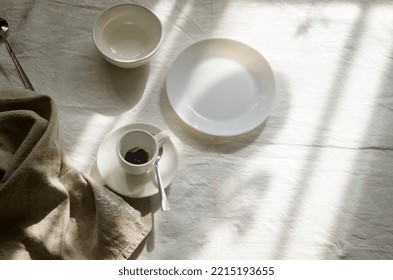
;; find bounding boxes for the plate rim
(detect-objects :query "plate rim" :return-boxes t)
[166,38,276,136]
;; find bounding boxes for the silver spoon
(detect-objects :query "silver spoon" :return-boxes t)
[155,147,170,211]
[0,18,34,91]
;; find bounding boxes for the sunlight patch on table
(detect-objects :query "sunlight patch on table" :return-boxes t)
[67,114,116,173]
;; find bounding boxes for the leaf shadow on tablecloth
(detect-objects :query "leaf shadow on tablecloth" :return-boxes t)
[268,0,393,259]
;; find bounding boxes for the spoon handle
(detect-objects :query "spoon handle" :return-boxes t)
[4,37,34,91]
[154,162,170,211]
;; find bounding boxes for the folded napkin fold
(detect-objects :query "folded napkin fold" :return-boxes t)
[0,87,151,259]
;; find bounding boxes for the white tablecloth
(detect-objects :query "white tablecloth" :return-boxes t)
[1,0,393,259]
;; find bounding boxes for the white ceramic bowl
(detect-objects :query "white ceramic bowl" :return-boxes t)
[93,4,163,68]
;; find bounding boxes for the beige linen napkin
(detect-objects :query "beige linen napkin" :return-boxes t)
[0,87,151,259]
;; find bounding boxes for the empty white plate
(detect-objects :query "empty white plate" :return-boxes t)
[166,38,275,136]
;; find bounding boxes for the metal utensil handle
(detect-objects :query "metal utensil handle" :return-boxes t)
[4,37,34,91]
[155,162,170,211]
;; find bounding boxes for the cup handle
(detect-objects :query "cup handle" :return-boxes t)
[154,131,169,146]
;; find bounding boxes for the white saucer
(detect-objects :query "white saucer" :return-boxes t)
[96,123,179,198]
[166,38,276,136]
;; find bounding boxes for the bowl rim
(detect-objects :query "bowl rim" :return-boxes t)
[92,3,164,65]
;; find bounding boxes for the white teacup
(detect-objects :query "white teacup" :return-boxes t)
[116,129,169,175]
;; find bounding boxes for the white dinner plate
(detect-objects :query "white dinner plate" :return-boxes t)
[166,38,275,136]
[96,123,179,198]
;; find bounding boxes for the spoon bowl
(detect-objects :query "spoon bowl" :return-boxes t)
[0,18,9,41]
